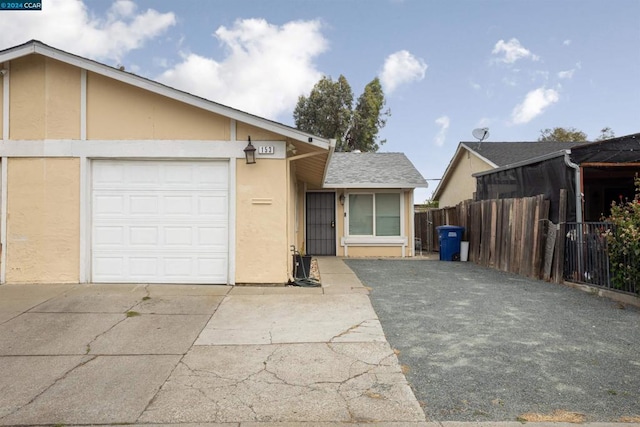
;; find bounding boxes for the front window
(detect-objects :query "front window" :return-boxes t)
[348,193,401,236]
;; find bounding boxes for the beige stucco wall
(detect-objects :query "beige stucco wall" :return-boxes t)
[235,158,289,283]
[237,122,283,142]
[438,153,493,208]
[347,246,403,257]
[6,158,80,283]
[86,72,230,140]
[0,71,3,137]
[9,56,80,140]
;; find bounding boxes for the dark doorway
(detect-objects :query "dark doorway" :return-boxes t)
[306,192,336,256]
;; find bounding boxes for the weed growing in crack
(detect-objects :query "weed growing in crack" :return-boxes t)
[126,311,140,317]
[142,296,151,301]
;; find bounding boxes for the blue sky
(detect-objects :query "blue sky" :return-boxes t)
[1,0,639,202]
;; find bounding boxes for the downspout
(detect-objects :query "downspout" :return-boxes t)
[564,150,583,279]
[564,151,582,223]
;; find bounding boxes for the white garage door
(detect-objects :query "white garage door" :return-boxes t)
[92,160,229,284]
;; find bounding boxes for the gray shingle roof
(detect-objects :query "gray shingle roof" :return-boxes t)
[324,152,427,188]
[463,141,583,167]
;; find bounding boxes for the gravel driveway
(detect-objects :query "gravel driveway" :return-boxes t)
[345,258,640,422]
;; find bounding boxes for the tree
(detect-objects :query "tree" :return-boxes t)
[344,78,390,152]
[293,75,353,146]
[595,127,615,141]
[538,127,588,142]
[294,75,390,152]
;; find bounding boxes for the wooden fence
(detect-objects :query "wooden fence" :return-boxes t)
[415,194,563,282]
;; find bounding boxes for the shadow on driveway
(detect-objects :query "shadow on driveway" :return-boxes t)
[346,258,640,422]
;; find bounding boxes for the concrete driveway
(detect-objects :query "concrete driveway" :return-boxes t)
[0,258,425,426]
[345,258,640,423]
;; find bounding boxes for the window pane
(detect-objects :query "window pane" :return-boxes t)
[349,194,373,235]
[375,193,400,236]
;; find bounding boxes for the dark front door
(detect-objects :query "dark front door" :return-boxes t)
[306,192,336,256]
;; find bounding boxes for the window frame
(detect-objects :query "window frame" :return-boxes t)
[345,191,404,238]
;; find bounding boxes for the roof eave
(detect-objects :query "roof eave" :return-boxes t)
[433,143,497,199]
[473,149,570,178]
[324,182,428,189]
[0,40,330,148]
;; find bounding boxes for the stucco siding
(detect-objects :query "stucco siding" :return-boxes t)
[0,72,4,137]
[7,57,80,140]
[237,122,284,142]
[347,246,403,257]
[86,73,230,140]
[44,59,81,139]
[438,154,493,207]
[7,158,80,283]
[235,158,288,283]
[9,56,45,139]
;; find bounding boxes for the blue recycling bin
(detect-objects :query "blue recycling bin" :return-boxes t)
[436,226,465,261]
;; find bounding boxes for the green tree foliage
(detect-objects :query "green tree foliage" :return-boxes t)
[604,175,640,293]
[537,127,588,142]
[595,127,615,141]
[345,78,389,152]
[294,75,390,152]
[293,75,353,146]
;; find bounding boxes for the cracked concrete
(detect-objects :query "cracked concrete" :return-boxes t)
[0,258,427,425]
[139,342,424,424]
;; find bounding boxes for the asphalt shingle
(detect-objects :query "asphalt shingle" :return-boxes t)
[324,152,427,188]
[463,141,583,167]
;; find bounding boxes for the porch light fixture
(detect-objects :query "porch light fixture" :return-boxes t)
[244,136,256,164]
[339,193,345,205]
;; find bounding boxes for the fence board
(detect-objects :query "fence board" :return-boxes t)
[420,194,552,281]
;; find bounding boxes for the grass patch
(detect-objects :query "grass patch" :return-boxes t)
[400,364,410,374]
[126,311,141,317]
[620,416,640,423]
[517,410,585,423]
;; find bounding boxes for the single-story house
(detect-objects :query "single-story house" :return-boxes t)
[0,40,426,286]
[474,133,640,222]
[316,152,427,257]
[433,141,581,207]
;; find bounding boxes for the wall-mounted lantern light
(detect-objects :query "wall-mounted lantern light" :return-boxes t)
[339,193,345,205]
[244,136,256,164]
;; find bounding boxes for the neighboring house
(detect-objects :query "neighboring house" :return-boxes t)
[0,40,426,286]
[474,133,640,222]
[432,141,581,207]
[318,152,428,257]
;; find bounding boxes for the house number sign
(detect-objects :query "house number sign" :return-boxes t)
[258,145,275,154]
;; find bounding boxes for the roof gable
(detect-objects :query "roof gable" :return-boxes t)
[324,152,427,188]
[0,40,330,148]
[432,141,584,200]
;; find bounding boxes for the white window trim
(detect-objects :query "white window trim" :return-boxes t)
[345,191,404,238]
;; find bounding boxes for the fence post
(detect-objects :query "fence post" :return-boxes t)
[553,189,568,283]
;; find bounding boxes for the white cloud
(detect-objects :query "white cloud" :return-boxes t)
[0,0,176,62]
[380,50,428,94]
[563,39,572,46]
[158,18,327,120]
[492,38,539,64]
[434,116,450,146]
[511,87,559,124]
[558,69,575,79]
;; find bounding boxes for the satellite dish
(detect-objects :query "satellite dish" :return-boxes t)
[472,128,490,142]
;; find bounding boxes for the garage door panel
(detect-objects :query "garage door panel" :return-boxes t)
[92,160,229,284]
[94,226,125,245]
[130,226,159,245]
